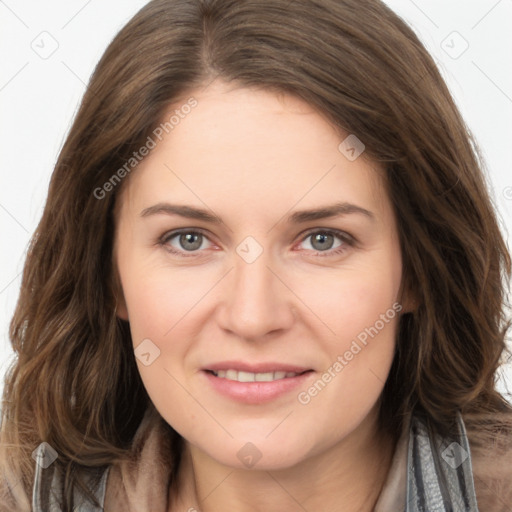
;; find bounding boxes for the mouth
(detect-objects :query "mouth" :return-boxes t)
[205,369,312,382]
[201,363,315,404]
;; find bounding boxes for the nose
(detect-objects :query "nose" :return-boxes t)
[216,252,295,341]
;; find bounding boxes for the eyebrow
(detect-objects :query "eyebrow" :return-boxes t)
[140,201,375,224]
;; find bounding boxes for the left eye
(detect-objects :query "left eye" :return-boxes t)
[297,230,351,254]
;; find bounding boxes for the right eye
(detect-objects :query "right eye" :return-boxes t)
[159,229,215,257]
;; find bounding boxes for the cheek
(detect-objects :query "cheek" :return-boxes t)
[309,274,399,383]
[120,262,209,344]
[291,252,400,408]
[296,286,399,444]
[294,259,401,347]
[119,265,208,425]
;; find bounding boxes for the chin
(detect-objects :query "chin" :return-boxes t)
[208,432,315,471]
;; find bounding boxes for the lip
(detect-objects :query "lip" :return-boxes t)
[203,361,313,374]
[201,368,315,404]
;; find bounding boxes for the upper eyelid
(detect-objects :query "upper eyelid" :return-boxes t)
[160,227,216,245]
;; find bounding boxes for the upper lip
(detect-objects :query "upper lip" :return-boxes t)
[204,361,313,374]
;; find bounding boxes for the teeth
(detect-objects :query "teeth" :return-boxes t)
[238,371,255,382]
[226,369,238,380]
[255,372,274,382]
[212,369,302,382]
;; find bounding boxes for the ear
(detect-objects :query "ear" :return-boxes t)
[111,222,130,321]
[400,294,418,314]
[115,290,130,321]
[398,276,419,314]
[112,265,129,321]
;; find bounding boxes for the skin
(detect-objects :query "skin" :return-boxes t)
[113,79,411,512]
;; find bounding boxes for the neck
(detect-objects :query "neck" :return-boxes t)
[169,407,397,512]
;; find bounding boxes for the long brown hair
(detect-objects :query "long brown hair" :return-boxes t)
[2,0,511,509]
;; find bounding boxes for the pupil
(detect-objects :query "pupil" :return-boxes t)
[313,233,333,251]
[180,233,202,251]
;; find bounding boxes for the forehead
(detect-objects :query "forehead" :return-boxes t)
[117,80,390,224]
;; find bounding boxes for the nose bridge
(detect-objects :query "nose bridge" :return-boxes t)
[218,246,294,339]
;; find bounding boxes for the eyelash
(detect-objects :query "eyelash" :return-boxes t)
[158,228,356,258]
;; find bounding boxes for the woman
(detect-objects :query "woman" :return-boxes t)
[1,0,511,510]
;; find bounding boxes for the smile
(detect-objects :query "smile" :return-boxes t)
[202,368,315,404]
[208,369,307,382]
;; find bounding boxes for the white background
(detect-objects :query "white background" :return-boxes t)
[1,0,511,405]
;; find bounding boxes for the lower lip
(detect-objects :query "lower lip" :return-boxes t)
[201,370,315,404]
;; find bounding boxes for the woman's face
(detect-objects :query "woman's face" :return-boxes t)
[114,79,405,470]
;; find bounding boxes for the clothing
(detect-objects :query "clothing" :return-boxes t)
[32,405,480,511]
